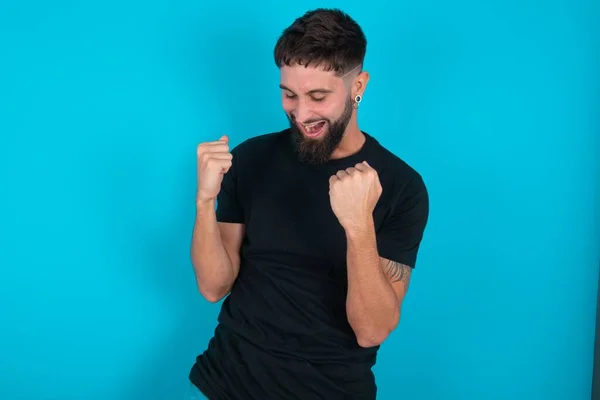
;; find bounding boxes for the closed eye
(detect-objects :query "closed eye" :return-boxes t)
[282,90,326,102]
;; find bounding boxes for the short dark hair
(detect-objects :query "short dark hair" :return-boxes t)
[273,8,367,76]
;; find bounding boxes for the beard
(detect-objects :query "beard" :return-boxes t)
[287,96,354,165]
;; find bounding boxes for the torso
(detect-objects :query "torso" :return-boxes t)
[190,129,421,400]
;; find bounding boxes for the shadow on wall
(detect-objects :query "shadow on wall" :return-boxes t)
[124,15,278,400]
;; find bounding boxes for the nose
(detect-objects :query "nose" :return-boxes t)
[292,100,313,124]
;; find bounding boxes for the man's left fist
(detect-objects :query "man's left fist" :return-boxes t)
[329,161,383,230]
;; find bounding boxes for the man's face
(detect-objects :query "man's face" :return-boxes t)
[280,65,354,164]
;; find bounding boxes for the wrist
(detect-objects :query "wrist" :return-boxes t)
[343,215,375,239]
[196,197,216,212]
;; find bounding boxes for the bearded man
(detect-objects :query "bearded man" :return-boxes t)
[186,8,430,400]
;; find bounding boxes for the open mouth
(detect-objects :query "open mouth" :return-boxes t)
[299,120,327,138]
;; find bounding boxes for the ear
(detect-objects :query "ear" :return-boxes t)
[353,70,370,98]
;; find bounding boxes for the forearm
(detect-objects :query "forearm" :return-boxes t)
[345,217,399,347]
[191,199,236,302]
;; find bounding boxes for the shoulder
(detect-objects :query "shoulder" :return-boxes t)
[367,135,428,208]
[231,129,288,159]
[367,135,429,268]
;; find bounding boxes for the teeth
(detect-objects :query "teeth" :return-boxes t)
[303,121,323,128]
[302,121,325,134]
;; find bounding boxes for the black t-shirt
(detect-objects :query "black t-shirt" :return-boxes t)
[189,129,429,400]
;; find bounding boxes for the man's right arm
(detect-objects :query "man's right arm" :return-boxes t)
[191,198,245,303]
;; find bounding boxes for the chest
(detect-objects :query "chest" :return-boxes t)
[242,163,388,262]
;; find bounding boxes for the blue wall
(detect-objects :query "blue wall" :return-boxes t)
[1,1,598,399]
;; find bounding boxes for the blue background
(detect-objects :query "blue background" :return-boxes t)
[1,1,598,399]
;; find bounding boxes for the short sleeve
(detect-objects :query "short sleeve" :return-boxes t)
[215,146,245,223]
[376,174,429,268]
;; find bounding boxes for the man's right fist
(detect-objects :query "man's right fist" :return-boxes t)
[196,135,233,203]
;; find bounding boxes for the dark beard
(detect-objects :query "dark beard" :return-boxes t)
[288,96,354,165]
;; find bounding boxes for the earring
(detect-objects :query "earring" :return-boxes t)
[353,94,362,109]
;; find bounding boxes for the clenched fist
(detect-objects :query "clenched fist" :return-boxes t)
[196,135,233,203]
[329,161,382,230]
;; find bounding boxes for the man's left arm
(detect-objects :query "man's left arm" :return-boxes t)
[345,225,415,348]
[333,167,429,348]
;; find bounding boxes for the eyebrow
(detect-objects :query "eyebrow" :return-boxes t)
[279,84,334,95]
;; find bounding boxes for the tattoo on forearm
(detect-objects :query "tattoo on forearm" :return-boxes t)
[383,260,412,291]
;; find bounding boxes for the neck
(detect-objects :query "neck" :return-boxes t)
[330,120,365,160]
